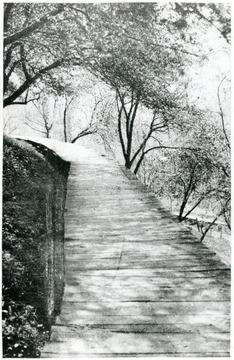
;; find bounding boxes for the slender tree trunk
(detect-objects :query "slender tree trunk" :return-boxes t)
[178,165,197,221]
[117,107,127,163]
[223,210,231,230]
[200,215,219,242]
[116,90,141,171]
[63,107,67,142]
[125,159,132,169]
[134,152,145,174]
[126,99,139,169]
[178,199,188,221]
[200,201,229,242]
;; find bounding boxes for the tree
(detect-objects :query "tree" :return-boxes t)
[84,2,230,175]
[24,95,58,138]
[70,95,114,144]
[87,3,200,171]
[61,95,75,143]
[3,110,17,135]
[4,2,230,109]
[3,3,101,107]
[142,105,230,240]
[4,4,64,107]
[41,68,114,145]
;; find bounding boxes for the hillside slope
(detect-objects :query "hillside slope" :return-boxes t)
[2,136,70,357]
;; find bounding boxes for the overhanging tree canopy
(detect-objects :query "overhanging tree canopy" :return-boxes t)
[3,3,101,107]
[85,3,200,170]
[3,2,204,108]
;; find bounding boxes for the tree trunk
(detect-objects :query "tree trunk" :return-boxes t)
[178,200,187,221]
[125,159,132,169]
[200,215,219,242]
[134,152,145,174]
[63,107,67,143]
[178,165,197,221]
[200,201,229,242]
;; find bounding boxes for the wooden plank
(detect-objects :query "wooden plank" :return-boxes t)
[62,287,230,302]
[63,268,230,278]
[42,332,230,354]
[56,313,230,328]
[67,274,230,287]
[42,351,230,358]
[53,320,229,331]
[64,258,227,270]
[58,300,230,318]
[51,321,230,334]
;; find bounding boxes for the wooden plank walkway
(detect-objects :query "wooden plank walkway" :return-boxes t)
[42,148,230,357]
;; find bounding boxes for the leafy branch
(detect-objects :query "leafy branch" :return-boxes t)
[4,6,65,46]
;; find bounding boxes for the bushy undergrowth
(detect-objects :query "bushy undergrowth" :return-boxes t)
[2,136,69,357]
[2,302,47,358]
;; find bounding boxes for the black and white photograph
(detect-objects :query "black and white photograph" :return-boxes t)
[2,1,231,358]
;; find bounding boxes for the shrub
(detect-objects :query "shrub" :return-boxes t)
[2,136,69,357]
[2,302,48,358]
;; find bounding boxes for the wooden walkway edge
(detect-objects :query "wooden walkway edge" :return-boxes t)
[41,148,230,358]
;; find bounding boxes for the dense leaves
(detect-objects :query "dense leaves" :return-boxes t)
[2,137,68,357]
[4,2,220,107]
[4,3,93,106]
[2,139,50,356]
[2,303,48,358]
[138,108,230,237]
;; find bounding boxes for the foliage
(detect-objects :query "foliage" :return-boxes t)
[4,2,229,107]
[2,136,67,357]
[3,3,94,106]
[174,3,231,44]
[85,3,195,169]
[2,302,48,358]
[139,108,230,238]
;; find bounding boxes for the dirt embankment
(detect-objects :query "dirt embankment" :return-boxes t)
[2,136,70,357]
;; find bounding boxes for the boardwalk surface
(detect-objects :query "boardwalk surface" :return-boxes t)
[42,146,230,358]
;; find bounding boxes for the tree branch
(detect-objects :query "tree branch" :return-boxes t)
[9,91,41,106]
[20,44,31,81]
[143,145,200,156]
[130,113,157,165]
[127,34,201,57]
[4,59,63,107]
[4,59,21,93]
[178,164,197,221]
[192,4,231,44]
[116,89,130,140]
[71,128,97,143]
[4,4,14,33]
[200,206,225,242]
[217,76,230,149]
[181,188,217,221]
[4,6,64,46]
[4,42,21,70]
[25,121,47,135]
